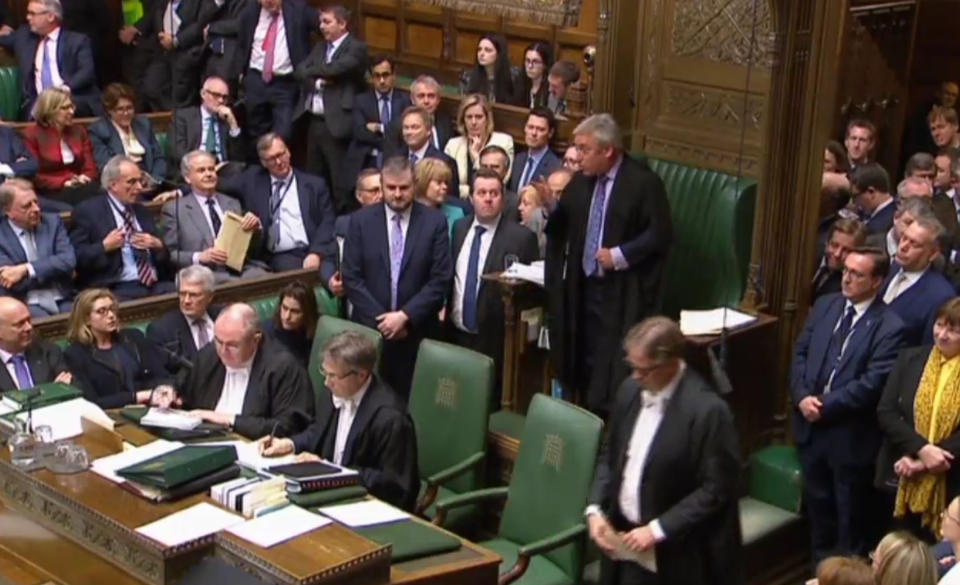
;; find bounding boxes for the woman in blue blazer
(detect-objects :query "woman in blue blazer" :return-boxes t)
[88,83,167,183]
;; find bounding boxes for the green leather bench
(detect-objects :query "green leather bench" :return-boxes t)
[0,66,20,122]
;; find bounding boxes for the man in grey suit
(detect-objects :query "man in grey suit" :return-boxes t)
[294,4,367,213]
[162,151,269,283]
[0,179,74,317]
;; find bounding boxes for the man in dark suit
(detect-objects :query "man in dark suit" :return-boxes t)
[341,156,452,399]
[203,0,253,89]
[388,106,461,198]
[294,4,367,213]
[479,145,516,217]
[811,217,866,304]
[587,317,742,585]
[0,0,101,117]
[545,114,673,417]
[347,55,410,174]
[851,163,895,236]
[791,246,906,560]
[218,133,335,272]
[547,61,579,118]
[258,331,419,510]
[845,119,876,170]
[0,125,38,182]
[879,215,955,346]
[387,75,453,154]
[448,168,537,406]
[237,0,316,141]
[173,302,314,439]
[69,156,175,300]
[146,265,220,380]
[170,76,246,168]
[0,296,72,391]
[508,108,562,193]
[0,178,74,316]
[320,168,381,299]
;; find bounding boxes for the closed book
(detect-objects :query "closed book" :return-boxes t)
[2,383,81,410]
[118,445,238,489]
[123,464,242,503]
[265,461,359,493]
[288,485,368,508]
[354,520,461,562]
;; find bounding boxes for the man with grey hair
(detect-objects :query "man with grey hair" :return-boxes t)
[0,0,102,118]
[388,75,453,152]
[172,302,314,439]
[867,195,932,258]
[147,265,221,379]
[69,155,173,300]
[899,169,960,245]
[544,113,672,417]
[259,330,419,511]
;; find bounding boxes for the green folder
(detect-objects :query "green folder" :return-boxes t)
[290,485,368,507]
[354,520,461,563]
[3,383,81,410]
[117,445,237,489]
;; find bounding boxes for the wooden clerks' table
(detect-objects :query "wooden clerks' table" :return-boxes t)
[0,422,499,585]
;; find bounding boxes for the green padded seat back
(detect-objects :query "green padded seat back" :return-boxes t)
[409,340,492,494]
[251,297,278,324]
[640,155,757,317]
[749,445,802,512]
[307,316,383,397]
[155,132,168,159]
[126,321,150,335]
[0,66,21,121]
[498,394,603,580]
[313,286,341,318]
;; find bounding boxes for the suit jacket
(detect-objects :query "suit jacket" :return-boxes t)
[69,193,171,287]
[933,192,960,253]
[21,124,97,192]
[876,345,960,496]
[218,166,335,258]
[880,265,956,346]
[507,147,561,193]
[170,106,246,167]
[0,26,101,117]
[88,116,167,180]
[137,0,214,53]
[790,293,906,462]
[589,370,742,585]
[810,265,842,303]
[864,202,895,235]
[387,108,453,154]
[349,89,411,162]
[386,143,461,197]
[145,306,221,376]
[0,126,38,179]
[179,340,315,439]
[161,191,264,270]
[204,0,254,80]
[0,338,69,391]
[290,375,419,511]
[0,214,75,300]
[293,33,368,138]
[444,132,515,199]
[64,329,173,409]
[236,0,315,75]
[341,202,452,336]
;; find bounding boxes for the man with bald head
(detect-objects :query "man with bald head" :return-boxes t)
[0,296,71,391]
[172,302,314,439]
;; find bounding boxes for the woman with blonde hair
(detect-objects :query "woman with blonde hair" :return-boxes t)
[414,157,466,237]
[444,94,514,199]
[63,289,173,409]
[517,182,549,259]
[872,531,937,585]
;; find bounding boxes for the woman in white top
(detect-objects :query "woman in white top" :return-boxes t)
[443,94,514,199]
[88,83,167,186]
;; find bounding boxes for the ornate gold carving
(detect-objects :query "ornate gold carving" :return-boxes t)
[671,0,775,69]
[644,136,760,177]
[664,83,765,131]
[435,377,458,409]
[540,433,564,472]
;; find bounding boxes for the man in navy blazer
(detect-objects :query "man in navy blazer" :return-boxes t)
[0,178,74,316]
[0,0,101,118]
[507,108,562,193]
[879,215,956,346]
[237,0,317,141]
[386,106,461,199]
[791,246,906,561]
[0,125,38,181]
[320,168,381,299]
[851,163,895,236]
[347,56,411,174]
[387,75,453,154]
[341,156,452,399]
[218,133,335,272]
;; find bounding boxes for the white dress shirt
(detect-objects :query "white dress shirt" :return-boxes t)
[105,191,143,282]
[214,356,254,415]
[883,267,925,305]
[271,173,309,252]
[451,214,500,331]
[408,141,429,164]
[249,8,292,75]
[60,139,74,165]
[332,377,370,465]
[0,347,30,390]
[310,33,349,115]
[33,26,64,95]
[162,0,182,36]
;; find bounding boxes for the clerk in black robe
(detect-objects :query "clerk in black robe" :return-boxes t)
[544,115,672,417]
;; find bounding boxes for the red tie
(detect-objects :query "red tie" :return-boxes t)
[261,12,279,83]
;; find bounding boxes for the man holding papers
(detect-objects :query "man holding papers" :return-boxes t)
[259,331,419,511]
[0,296,72,390]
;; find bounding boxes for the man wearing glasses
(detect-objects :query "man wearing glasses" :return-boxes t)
[170,76,245,171]
[258,330,419,511]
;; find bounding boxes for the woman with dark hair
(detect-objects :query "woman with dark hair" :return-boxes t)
[266,281,319,367]
[825,140,850,173]
[519,42,554,109]
[88,83,167,182]
[461,34,519,105]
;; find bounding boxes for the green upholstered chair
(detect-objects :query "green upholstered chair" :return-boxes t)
[313,285,341,318]
[408,340,492,529]
[155,132,168,159]
[307,316,383,398]
[435,394,603,585]
[0,67,20,121]
[250,296,279,324]
[638,155,757,318]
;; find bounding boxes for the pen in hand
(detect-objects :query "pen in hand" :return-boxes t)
[260,421,280,454]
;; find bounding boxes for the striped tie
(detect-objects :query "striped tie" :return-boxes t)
[121,205,158,286]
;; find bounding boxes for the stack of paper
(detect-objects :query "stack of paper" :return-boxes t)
[136,502,242,547]
[140,408,201,430]
[679,307,757,336]
[318,500,409,527]
[225,505,331,548]
[91,440,184,484]
[502,261,545,287]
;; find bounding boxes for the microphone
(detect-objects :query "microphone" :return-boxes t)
[23,387,41,433]
[161,338,194,371]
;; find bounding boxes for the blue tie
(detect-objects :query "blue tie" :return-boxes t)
[462,225,486,332]
[40,37,53,90]
[581,175,610,277]
[519,155,535,188]
[817,304,856,392]
[10,354,34,390]
[379,94,391,126]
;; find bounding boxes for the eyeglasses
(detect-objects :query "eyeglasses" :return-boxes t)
[91,306,116,316]
[26,10,50,16]
[525,58,544,66]
[320,369,357,381]
[59,103,76,112]
[261,151,290,164]
[203,88,229,101]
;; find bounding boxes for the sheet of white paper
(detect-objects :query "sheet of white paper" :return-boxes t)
[199,441,298,471]
[12,398,111,441]
[609,533,657,573]
[140,408,201,430]
[226,505,331,548]
[91,439,184,484]
[679,307,757,336]
[136,503,242,547]
[502,261,546,287]
[318,500,409,527]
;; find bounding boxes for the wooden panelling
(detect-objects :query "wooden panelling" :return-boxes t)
[364,16,397,52]
[407,23,445,59]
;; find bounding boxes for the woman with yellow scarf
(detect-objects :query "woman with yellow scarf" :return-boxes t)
[877,296,960,538]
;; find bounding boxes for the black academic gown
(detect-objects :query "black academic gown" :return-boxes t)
[290,375,419,511]
[179,340,314,439]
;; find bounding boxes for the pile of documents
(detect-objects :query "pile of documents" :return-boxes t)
[0,398,113,441]
[140,408,201,430]
[679,307,757,336]
[502,260,545,287]
[261,460,360,493]
[1,383,81,411]
[210,475,289,518]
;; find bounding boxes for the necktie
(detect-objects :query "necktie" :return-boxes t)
[206,197,222,236]
[431,127,439,150]
[390,213,404,310]
[194,318,209,348]
[325,42,334,63]
[204,117,219,161]
[19,230,60,314]
[40,37,53,91]
[409,151,418,165]
[462,225,486,333]
[581,175,610,277]
[519,155,535,188]
[117,206,157,286]
[261,12,279,83]
[883,270,909,304]
[10,354,34,390]
[817,305,857,392]
[268,179,284,249]
[379,94,391,126]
